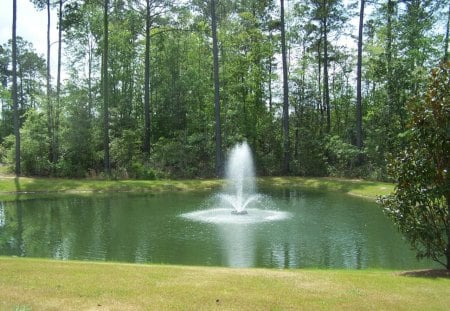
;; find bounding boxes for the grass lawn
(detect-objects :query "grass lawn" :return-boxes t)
[1,257,449,311]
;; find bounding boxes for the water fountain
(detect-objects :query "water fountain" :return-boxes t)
[181,141,290,224]
[221,141,258,215]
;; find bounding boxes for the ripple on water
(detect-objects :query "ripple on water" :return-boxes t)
[180,208,291,225]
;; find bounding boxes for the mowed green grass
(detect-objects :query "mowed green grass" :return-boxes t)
[1,257,449,310]
[0,176,224,201]
[0,176,224,193]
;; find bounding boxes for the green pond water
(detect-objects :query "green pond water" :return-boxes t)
[0,188,437,269]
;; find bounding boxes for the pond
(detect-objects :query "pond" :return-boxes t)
[0,188,437,269]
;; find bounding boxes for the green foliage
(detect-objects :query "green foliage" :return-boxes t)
[151,132,214,178]
[56,84,99,178]
[324,135,361,177]
[379,62,450,268]
[1,110,51,176]
[291,124,328,177]
[0,0,447,180]
[12,110,51,176]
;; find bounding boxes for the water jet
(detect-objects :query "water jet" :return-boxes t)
[181,142,290,224]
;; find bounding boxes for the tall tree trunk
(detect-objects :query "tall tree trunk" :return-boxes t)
[54,0,63,164]
[444,4,450,62]
[12,0,20,176]
[143,0,151,157]
[211,0,223,177]
[447,196,450,269]
[280,0,290,174]
[322,14,331,134]
[295,40,307,158]
[447,194,450,269]
[268,31,273,112]
[46,0,55,165]
[355,0,365,149]
[386,0,394,117]
[317,38,323,132]
[88,36,93,120]
[103,0,110,175]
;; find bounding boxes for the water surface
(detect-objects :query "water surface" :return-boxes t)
[0,189,437,269]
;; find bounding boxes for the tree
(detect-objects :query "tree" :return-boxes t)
[385,0,397,127]
[54,0,65,165]
[31,0,56,164]
[62,0,100,122]
[12,0,20,176]
[280,0,290,174]
[102,0,110,176]
[355,0,364,150]
[143,0,151,157]
[321,0,331,134]
[1,0,445,180]
[211,0,223,177]
[445,3,449,62]
[379,62,450,269]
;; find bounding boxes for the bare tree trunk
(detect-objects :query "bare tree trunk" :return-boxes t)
[268,31,273,112]
[103,0,110,176]
[322,14,331,134]
[355,0,365,149]
[12,0,20,176]
[447,196,450,269]
[211,0,223,177]
[317,38,323,132]
[143,0,151,157]
[54,0,63,164]
[444,4,449,62]
[46,0,55,165]
[280,0,290,174]
[386,0,394,116]
[88,36,93,120]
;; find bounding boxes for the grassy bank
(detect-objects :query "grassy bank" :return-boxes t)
[0,176,393,201]
[1,257,449,310]
[0,176,224,201]
[258,177,394,199]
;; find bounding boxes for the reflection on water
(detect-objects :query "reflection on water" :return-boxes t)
[0,202,5,227]
[218,224,255,267]
[0,190,439,269]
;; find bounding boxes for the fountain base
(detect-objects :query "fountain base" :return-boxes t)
[231,210,248,215]
[181,208,290,224]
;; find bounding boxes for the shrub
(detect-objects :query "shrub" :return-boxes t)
[379,62,450,269]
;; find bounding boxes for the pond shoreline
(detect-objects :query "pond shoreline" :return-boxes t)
[2,179,447,310]
[0,176,393,201]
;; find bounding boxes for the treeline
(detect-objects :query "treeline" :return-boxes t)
[0,0,448,179]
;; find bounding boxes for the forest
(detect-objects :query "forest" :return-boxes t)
[0,0,449,180]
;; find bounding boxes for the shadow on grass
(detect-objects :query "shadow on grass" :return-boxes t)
[400,269,450,279]
[258,177,393,199]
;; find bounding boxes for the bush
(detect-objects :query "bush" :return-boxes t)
[129,161,158,180]
[4,110,53,176]
[379,62,450,269]
[151,132,214,178]
[324,135,361,177]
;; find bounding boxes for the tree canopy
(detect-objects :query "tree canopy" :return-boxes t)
[0,0,448,179]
